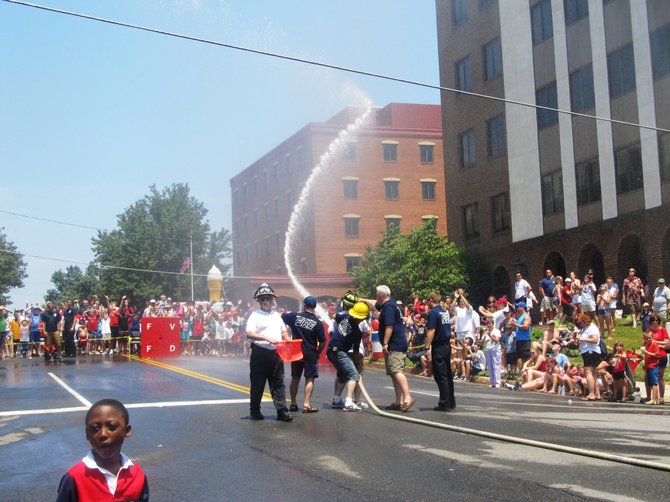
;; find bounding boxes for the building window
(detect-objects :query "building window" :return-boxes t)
[456,56,472,92]
[264,203,269,222]
[243,214,248,233]
[234,219,240,236]
[651,25,670,81]
[344,216,360,238]
[263,170,268,189]
[541,171,564,216]
[569,65,595,112]
[255,242,261,259]
[383,143,398,162]
[660,133,670,183]
[287,191,293,211]
[385,216,401,231]
[419,144,434,164]
[487,114,507,157]
[453,0,468,25]
[252,177,258,193]
[421,181,436,201]
[575,159,601,205]
[297,148,304,170]
[254,209,259,227]
[608,44,636,98]
[422,216,438,231]
[343,179,358,199]
[531,0,553,45]
[459,129,476,168]
[234,189,240,206]
[274,197,280,216]
[272,163,278,182]
[285,154,292,177]
[462,203,480,241]
[265,237,270,256]
[243,184,248,201]
[483,38,502,80]
[384,179,400,200]
[564,0,588,25]
[301,258,307,274]
[615,144,643,194]
[345,255,361,272]
[536,82,559,129]
[491,192,511,233]
[479,0,494,8]
[276,232,282,251]
[343,143,357,161]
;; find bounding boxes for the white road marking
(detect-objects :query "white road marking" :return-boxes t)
[549,484,648,502]
[48,372,92,407]
[0,398,270,417]
[315,455,361,479]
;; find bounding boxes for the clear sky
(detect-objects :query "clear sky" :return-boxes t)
[0,0,440,307]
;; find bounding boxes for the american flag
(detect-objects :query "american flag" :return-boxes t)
[179,257,191,273]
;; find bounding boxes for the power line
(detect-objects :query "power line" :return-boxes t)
[3,0,669,135]
[0,209,192,244]
[0,247,348,282]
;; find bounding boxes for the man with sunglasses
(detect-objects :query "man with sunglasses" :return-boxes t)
[245,283,293,422]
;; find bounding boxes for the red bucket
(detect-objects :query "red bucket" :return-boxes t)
[276,340,303,362]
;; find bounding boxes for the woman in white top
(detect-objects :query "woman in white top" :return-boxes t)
[575,313,602,401]
[482,317,501,388]
[580,275,597,322]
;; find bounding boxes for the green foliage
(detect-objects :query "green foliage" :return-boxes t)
[46,184,232,306]
[349,221,469,302]
[45,265,100,304]
[0,228,28,305]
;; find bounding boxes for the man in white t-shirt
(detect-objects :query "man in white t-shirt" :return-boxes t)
[245,283,293,422]
[453,290,475,341]
[514,272,532,303]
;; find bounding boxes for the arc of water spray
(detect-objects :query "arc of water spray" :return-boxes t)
[283,101,373,322]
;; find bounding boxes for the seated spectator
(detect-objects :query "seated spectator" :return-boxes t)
[541,321,562,355]
[469,341,486,380]
[451,338,464,380]
[519,342,547,386]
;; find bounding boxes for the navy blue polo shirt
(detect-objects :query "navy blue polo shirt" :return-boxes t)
[377,299,408,352]
[426,305,451,345]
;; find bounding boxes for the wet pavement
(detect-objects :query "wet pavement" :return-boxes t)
[1,354,669,501]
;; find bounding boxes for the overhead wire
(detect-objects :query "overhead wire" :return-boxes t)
[2,0,669,134]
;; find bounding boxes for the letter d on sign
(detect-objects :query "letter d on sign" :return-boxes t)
[169,345,176,352]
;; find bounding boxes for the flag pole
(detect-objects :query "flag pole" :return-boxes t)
[190,234,194,301]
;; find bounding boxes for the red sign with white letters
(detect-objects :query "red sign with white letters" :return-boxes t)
[141,317,181,358]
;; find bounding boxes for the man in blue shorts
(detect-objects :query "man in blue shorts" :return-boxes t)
[326,302,369,412]
[282,296,325,413]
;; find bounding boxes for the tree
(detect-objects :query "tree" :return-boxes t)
[45,265,100,304]
[349,221,469,303]
[87,183,231,304]
[0,228,28,305]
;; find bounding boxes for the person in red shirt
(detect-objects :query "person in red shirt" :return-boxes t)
[641,330,661,405]
[647,314,669,404]
[56,399,149,501]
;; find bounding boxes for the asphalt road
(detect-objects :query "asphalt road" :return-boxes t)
[1,354,668,501]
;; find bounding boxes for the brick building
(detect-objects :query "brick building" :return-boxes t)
[436,0,670,301]
[229,103,445,305]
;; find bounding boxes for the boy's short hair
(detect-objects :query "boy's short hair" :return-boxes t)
[85,399,130,425]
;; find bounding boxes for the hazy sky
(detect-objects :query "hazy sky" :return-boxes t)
[0,0,440,307]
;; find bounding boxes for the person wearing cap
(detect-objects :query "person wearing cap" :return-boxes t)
[652,278,670,324]
[281,296,325,413]
[560,278,574,324]
[623,268,645,328]
[425,291,456,410]
[510,301,532,372]
[28,304,44,358]
[245,283,293,422]
[326,301,370,412]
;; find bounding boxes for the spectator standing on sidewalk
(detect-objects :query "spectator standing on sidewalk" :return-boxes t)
[539,269,556,326]
[41,301,62,361]
[245,283,293,422]
[651,278,670,324]
[425,291,456,411]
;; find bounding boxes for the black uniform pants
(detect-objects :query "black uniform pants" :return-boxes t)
[432,342,456,409]
[250,345,288,414]
[63,329,76,357]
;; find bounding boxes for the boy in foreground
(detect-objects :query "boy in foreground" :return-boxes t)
[56,399,149,501]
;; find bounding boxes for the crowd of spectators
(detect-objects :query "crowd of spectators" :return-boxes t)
[1,267,668,406]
